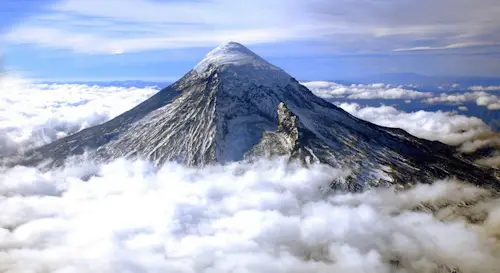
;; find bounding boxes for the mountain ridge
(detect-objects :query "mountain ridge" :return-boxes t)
[4,42,499,190]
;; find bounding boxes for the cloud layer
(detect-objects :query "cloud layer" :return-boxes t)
[303,81,432,100]
[305,81,500,111]
[1,157,499,272]
[470,86,500,92]
[1,76,500,272]
[0,76,158,156]
[427,91,500,110]
[337,102,492,146]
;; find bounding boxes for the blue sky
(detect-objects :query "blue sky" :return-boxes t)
[1,0,500,81]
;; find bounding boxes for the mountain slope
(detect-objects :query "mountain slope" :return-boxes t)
[6,42,499,189]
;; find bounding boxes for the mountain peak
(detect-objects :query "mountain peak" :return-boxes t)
[11,38,500,190]
[194,42,274,73]
[213,41,253,54]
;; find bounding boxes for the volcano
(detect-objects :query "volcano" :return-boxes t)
[8,42,499,190]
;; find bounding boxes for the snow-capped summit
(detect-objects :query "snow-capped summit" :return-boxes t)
[194,42,272,72]
[194,42,290,87]
[8,42,499,190]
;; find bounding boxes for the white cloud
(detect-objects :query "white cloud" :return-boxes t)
[0,157,499,273]
[4,25,298,55]
[3,0,500,54]
[337,102,491,146]
[0,76,158,156]
[470,85,500,92]
[476,155,500,167]
[427,91,500,110]
[1,74,500,272]
[393,41,500,52]
[303,81,432,100]
[3,0,311,54]
[459,132,500,153]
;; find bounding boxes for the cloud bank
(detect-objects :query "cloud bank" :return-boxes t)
[303,81,432,100]
[1,76,500,272]
[337,102,492,146]
[427,91,500,110]
[0,157,499,273]
[470,86,500,92]
[0,76,158,156]
[305,81,500,111]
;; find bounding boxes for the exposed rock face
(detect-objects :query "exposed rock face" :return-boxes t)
[5,42,499,190]
[248,102,315,165]
[278,102,300,147]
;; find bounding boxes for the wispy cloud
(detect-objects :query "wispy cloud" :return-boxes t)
[3,0,500,55]
[3,0,310,54]
[470,85,500,91]
[393,42,500,52]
